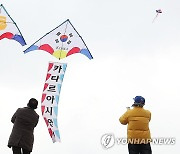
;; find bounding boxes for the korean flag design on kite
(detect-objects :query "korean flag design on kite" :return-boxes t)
[0,4,26,46]
[24,19,93,60]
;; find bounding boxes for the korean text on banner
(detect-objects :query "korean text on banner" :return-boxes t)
[41,62,67,143]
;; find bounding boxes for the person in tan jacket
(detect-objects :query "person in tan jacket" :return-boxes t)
[119,96,152,154]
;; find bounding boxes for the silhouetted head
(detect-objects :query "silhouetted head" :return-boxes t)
[27,98,38,109]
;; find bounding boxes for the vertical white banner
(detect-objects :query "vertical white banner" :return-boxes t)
[41,62,67,143]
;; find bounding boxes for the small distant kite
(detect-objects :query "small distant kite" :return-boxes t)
[24,19,93,60]
[152,9,162,23]
[0,4,26,46]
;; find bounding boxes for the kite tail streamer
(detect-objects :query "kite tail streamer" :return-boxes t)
[41,62,67,143]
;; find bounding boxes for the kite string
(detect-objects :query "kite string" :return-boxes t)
[0,7,1,13]
[152,13,159,23]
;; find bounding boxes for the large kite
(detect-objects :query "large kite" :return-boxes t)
[24,19,93,60]
[0,4,26,46]
[41,62,67,142]
[28,19,93,142]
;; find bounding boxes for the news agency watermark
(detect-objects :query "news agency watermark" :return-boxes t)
[101,133,176,149]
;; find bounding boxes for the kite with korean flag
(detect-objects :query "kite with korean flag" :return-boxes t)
[25,19,93,142]
[0,4,26,46]
[24,19,93,60]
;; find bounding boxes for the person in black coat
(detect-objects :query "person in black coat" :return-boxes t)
[8,98,39,154]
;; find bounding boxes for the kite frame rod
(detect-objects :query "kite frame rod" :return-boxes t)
[23,19,69,52]
[67,19,93,59]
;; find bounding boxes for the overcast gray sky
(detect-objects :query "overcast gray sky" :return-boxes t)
[1,0,180,153]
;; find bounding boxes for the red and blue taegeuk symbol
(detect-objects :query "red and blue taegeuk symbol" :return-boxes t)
[60,35,68,42]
